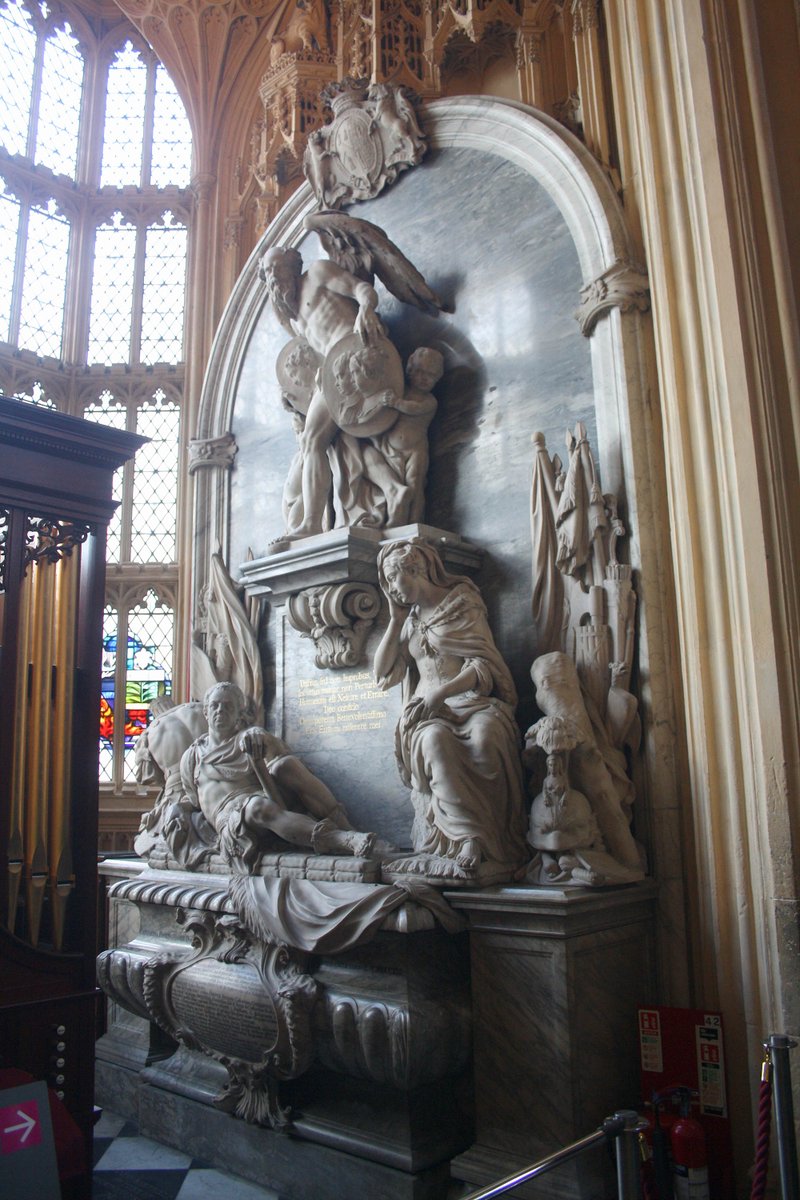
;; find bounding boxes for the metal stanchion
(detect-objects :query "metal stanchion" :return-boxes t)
[614,1110,644,1200]
[459,1111,647,1200]
[767,1035,799,1200]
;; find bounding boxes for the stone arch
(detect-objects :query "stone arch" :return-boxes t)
[194,97,680,927]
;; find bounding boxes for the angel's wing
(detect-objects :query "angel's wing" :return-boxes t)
[304,211,448,315]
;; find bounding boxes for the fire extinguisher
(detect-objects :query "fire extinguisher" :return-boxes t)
[669,1087,710,1200]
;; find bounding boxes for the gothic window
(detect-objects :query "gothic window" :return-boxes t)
[85,385,181,794]
[100,587,174,786]
[0,0,193,812]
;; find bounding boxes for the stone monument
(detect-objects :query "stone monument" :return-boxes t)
[97,90,665,1200]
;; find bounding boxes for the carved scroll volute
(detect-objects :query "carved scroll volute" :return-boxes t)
[286,582,381,669]
[142,908,319,1129]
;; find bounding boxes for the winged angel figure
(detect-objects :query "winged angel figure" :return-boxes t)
[260,211,447,538]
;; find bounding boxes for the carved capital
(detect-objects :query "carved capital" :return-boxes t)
[188,432,238,474]
[286,582,381,669]
[190,172,217,205]
[575,260,650,336]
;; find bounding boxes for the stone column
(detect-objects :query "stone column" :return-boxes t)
[603,0,800,1176]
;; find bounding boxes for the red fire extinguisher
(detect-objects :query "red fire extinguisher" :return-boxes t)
[669,1087,710,1200]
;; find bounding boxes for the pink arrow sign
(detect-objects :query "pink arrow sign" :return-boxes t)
[1,1099,42,1153]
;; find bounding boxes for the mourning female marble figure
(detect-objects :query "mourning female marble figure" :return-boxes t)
[375,539,529,885]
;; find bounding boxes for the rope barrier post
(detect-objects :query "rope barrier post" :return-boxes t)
[767,1034,799,1200]
[751,1043,773,1200]
[613,1109,644,1200]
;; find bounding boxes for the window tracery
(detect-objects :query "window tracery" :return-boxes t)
[0,0,192,818]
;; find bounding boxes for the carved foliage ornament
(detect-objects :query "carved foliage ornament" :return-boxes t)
[575,259,650,337]
[23,515,93,571]
[303,77,426,209]
[571,0,599,38]
[188,432,238,474]
[142,906,318,1129]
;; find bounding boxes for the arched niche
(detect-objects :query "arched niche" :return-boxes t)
[194,96,681,897]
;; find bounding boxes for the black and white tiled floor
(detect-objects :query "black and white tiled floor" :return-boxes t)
[93,1110,279,1200]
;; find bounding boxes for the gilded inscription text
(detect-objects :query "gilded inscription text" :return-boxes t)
[296,670,388,737]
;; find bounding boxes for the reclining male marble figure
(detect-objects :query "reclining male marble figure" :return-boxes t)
[154,682,376,871]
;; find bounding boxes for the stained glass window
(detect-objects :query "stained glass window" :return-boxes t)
[100,593,174,784]
[100,605,118,783]
[37,23,84,177]
[0,182,20,341]
[151,66,192,187]
[13,380,57,408]
[84,391,127,561]
[123,589,173,779]
[0,5,191,813]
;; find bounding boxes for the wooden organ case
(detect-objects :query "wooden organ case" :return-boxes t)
[0,396,142,1193]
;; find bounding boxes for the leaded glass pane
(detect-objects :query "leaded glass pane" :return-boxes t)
[101,41,147,188]
[18,198,69,358]
[130,393,179,561]
[123,589,172,781]
[0,183,20,340]
[100,604,117,783]
[0,0,36,158]
[37,23,84,178]
[150,65,192,187]
[140,214,186,364]
[84,391,127,560]
[87,215,136,364]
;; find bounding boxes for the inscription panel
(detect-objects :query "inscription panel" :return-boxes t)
[279,614,413,848]
[171,960,277,1062]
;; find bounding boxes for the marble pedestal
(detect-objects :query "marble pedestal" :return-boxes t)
[447,881,658,1200]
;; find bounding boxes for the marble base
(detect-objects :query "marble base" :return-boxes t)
[99,1066,453,1200]
[447,881,658,1200]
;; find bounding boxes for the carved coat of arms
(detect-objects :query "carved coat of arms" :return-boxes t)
[303,77,426,209]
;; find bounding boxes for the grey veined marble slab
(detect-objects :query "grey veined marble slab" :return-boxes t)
[230,144,595,724]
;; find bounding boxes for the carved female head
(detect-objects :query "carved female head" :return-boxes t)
[377,538,475,606]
